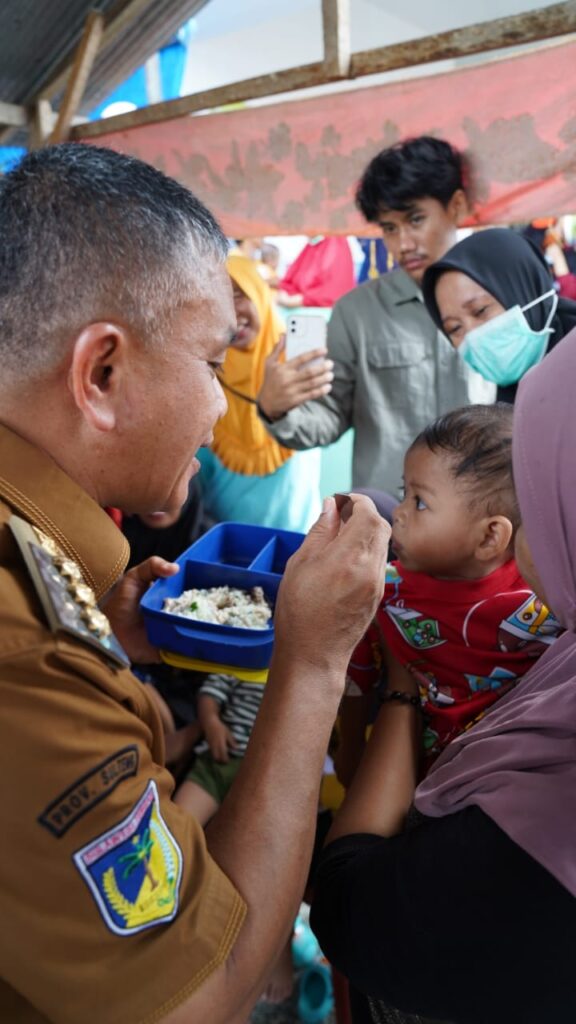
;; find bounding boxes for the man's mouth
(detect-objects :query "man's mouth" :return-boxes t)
[401,256,426,271]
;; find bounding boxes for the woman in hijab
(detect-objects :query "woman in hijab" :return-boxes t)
[197,254,321,531]
[310,330,576,1024]
[422,227,576,403]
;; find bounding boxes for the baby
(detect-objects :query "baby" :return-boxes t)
[338,404,562,783]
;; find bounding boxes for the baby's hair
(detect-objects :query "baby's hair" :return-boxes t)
[409,404,520,531]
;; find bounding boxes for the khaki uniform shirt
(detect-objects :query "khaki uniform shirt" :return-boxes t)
[0,424,246,1024]
[263,270,496,496]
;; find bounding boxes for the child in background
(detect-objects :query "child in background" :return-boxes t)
[175,673,265,825]
[175,676,295,1005]
[337,404,562,785]
[121,478,214,774]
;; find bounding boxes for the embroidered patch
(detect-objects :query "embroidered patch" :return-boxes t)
[38,746,139,838]
[73,780,183,936]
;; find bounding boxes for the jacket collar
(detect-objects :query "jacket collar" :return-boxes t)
[0,423,129,599]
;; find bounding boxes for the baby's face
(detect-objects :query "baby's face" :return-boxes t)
[391,445,481,577]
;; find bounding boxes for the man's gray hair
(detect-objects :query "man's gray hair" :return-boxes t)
[0,143,229,384]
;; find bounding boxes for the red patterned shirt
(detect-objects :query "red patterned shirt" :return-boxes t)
[347,558,561,764]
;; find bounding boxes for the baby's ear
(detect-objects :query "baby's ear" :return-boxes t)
[476,515,514,562]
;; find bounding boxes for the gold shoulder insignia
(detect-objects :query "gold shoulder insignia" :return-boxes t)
[9,514,130,669]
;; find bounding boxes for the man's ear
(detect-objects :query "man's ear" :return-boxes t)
[476,515,514,562]
[447,188,469,226]
[67,322,129,431]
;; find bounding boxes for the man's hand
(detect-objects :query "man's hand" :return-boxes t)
[274,495,391,678]
[102,556,179,664]
[258,336,334,420]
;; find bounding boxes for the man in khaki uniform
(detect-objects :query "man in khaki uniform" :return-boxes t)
[0,144,390,1024]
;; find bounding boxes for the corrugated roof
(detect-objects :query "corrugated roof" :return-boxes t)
[0,0,208,141]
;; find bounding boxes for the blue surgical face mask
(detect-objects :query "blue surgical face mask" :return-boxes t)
[459,289,558,387]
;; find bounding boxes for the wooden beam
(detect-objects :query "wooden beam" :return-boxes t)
[48,10,104,144]
[74,1,576,141]
[28,100,55,151]
[0,101,27,128]
[350,2,576,77]
[39,0,150,104]
[74,61,344,138]
[322,0,351,77]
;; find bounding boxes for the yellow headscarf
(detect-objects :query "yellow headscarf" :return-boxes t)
[212,254,294,476]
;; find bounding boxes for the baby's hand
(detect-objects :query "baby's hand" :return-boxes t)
[205,719,238,763]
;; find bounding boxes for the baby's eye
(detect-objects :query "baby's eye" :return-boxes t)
[415,496,427,511]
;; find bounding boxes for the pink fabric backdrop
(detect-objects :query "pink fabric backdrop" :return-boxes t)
[82,38,576,235]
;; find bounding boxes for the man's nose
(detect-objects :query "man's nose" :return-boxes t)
[398,226,416,252]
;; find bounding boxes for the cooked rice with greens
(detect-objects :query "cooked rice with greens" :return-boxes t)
[163,585,272,629]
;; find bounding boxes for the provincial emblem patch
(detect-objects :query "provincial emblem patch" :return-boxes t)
[73,780,183,935]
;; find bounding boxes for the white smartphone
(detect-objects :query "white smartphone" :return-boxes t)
[285,314,327,362]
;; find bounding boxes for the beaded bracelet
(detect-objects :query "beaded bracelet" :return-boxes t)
[381,689,421,711]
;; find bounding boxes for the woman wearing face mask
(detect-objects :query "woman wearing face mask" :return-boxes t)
[422,227,576,403]
[197,254,322,531]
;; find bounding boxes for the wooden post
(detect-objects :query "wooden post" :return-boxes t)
[322,0,351,77]
[48,10,104,145]
[28,100,55,150]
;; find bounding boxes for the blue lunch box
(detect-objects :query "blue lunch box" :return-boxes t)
[140,522,305,669]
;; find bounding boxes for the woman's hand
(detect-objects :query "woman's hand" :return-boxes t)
[102,556,179,664]
[258,336,334,420]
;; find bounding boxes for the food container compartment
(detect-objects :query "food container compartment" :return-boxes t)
[249,533,303,574]
[184,522,286,568]
[140,522,305,668]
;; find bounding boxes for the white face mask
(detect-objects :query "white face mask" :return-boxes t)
[459,289,558,387]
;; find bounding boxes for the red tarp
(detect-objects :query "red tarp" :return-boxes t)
[82,38,576,235]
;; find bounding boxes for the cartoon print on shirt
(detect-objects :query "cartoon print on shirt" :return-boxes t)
[384,604,446,651]
[498,594,561,656]
[408,664,454,706]
[466,666,518,694]
[384,563,403,603]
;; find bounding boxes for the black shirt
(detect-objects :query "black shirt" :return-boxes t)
[310,806,576,1024]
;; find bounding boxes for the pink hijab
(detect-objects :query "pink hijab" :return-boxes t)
[416,328,576,896]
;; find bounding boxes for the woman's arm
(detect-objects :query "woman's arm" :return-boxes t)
[327,652,421,842]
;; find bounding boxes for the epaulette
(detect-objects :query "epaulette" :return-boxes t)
[9,514,130,669]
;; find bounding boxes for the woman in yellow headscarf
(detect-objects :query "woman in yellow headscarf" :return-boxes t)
[197,254,321,531]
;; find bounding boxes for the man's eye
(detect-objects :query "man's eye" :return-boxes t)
[410,214,425,226]
[381,225,396,236]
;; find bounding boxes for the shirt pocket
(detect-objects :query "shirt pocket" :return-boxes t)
[366,339,431,409]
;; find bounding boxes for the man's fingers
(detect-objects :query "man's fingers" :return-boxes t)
[128,556,179,585]
[337,494,392,555]
[298,496,341,553]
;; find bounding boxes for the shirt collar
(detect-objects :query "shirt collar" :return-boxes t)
[383,268,424,306]
[0,422,129,600]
